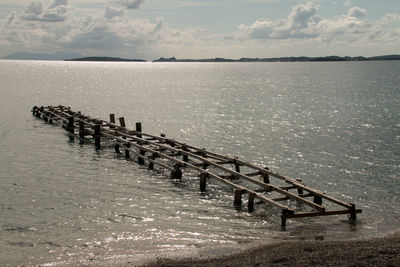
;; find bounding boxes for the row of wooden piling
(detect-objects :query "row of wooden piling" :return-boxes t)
[32,105,361,228]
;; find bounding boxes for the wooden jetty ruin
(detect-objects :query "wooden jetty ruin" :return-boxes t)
[32,105,362,228]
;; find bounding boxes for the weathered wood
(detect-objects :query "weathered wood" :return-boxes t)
[262,167,270,183]
[200,172,208,192]
[282,208,362,219]
[94,124,101,149]
[98,121,324,211]
[67,116,74,134]
[109,114,115,128]
[243,171,261,177]
[314,195,323,205]
[32,105,362,227]
[79,120,85,138]
[138,150,146,165]
[234,158,240,173]
[148,153,156,170]
[235,159,352,209]
[248,192,255,212]
[171,164,182,179]
[234,189,243,206]
[124,143,130,158]
[349,203,357,221]
[297,179,304,195]
[115,142,121,154]
[136,122,142,138]
[119,117,126,128]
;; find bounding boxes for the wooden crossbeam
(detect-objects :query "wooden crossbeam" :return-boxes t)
[32,105,362,227]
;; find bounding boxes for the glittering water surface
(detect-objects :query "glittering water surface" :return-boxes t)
[0,60,399,265]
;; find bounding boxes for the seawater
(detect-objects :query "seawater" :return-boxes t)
[0,60,399,265]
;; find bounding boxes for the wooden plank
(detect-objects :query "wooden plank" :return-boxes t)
[100,131,293,211]
[98,124,324,211]
[36,106,363,221]
[282,208,362,219]
[235,158,352,209]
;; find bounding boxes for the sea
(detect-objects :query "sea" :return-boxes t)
[0,60,399,266]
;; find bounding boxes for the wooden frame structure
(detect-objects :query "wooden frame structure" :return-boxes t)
[32,105,361,228]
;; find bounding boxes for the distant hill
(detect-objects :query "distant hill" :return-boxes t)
[154,55,400,62]
[367,55,400,61]
[2,52,399,62]
[2,52,82,60]
[65,56,146,62]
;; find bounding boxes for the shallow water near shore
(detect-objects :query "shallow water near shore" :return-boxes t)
[0,60,399,265]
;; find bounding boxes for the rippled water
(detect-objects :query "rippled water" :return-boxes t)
[0,60,399,265]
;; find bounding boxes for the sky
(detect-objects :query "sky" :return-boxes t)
[0,0,399,60]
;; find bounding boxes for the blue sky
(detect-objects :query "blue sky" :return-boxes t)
[0,0,399,60]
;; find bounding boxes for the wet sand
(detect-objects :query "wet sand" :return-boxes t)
[140,232,400,267]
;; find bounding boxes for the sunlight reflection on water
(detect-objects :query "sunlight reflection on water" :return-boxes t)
[0,60,399,265]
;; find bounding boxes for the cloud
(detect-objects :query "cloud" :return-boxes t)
[112,0,146,9]
[20,0,70,22]
[240,2,321,39]
[236,3,393,46]
[347,7,367,18]
[5,11,17,25]
[288,2,319,29]
[105,6,125,19]
[0,0,399,59]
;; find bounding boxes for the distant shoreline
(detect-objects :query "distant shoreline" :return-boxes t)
[152,55,400,63]
[2,53,400,62]
[65,55,400,63]
[65,56,146,62]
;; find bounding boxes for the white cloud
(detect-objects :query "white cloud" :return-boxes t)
[239,2,322,40]
[5,10,16,25]
[0,0,399,59]
[104,6,124,20]
[20,0,70,22]
[237,3,398,48]
[347,7,367,18]
[111,0,146,9]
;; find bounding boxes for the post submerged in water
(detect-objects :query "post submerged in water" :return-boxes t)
[32,105,362,229]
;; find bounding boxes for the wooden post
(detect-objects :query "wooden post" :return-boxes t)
[136,122,142,138]
[48,113,53,124]
[281,210,288,229]
[182,146,189,162]
[79,120,85,138]
[296,179,304,195]
[262,167,270,183]
[248,192,255,212]
[114,142,121,154]
[234,158,240,173]
[202,149,208,169]
[35,107,41,118]
[124,143,130,158]
[138,150,145,165]
[43,111,48,122]
[119,117,126,128]
[170,164,182,179]
[67,116,75,134]
[200,172,208,192]
[109,114,115,128]
[349,203,357,221]
[148,154,156,170]
[234,189,243,206]
[94,124,101,149]
[39,106,44,118]
[314,195,322,205]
